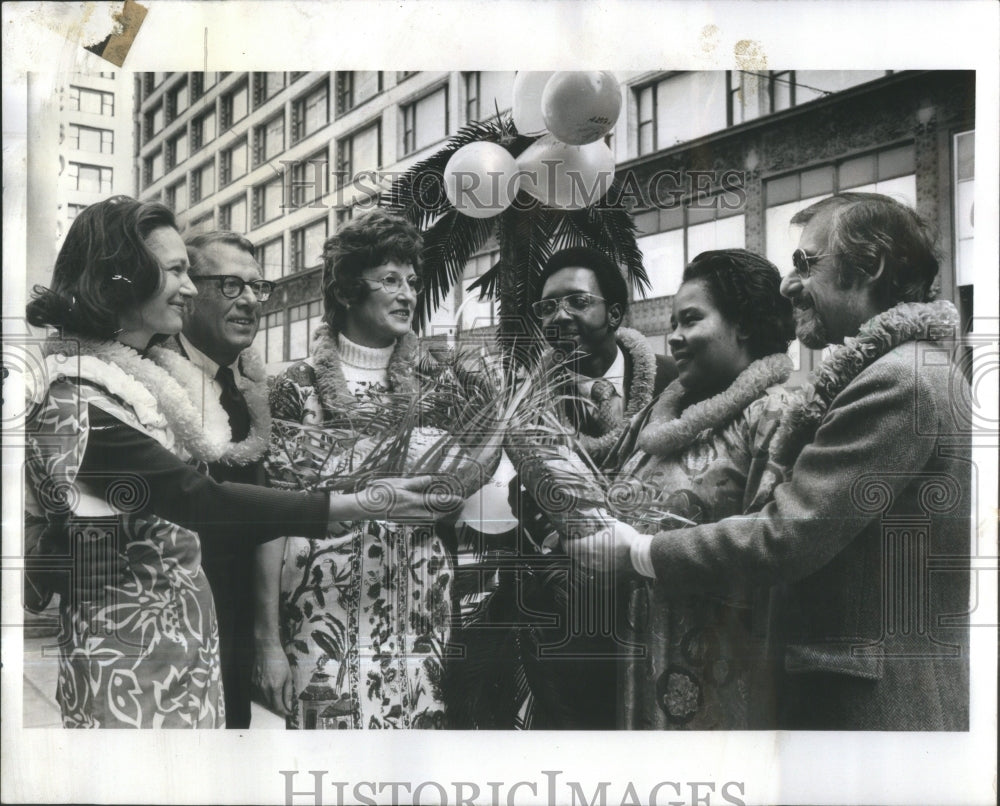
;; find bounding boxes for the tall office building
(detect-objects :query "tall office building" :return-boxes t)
[26,70,136,293]
[134,70,975,384]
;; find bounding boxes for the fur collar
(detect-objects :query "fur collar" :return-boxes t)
[771,300,959,465]
[636,352,792,456]
[41,336,266,464]
[157,336,270,464]
[309,324,420,412]
[543,327,657,462]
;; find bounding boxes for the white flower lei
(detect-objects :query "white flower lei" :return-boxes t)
[42,336,268,464]
[770,300,960,465]
[150,342,270,465]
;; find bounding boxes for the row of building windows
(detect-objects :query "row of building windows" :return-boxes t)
[140,71,420,146]
[143,89,450,196]
[66,162,113,194]
[67,85,114,116]
[633,70,891,156]
[140,72,513,191]
[255,300,323,365]
[66,124,114,154]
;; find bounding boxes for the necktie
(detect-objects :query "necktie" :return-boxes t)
[591,378,624,423]
[215,365,251,442]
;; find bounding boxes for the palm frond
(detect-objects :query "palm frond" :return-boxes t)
[379,111,646,349]
[416,211,495,332]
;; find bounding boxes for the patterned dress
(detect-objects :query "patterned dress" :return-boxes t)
[609,363,797,730]
[267,334,451,729]
[25,362,224,728]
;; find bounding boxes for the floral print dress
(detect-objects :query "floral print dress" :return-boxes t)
[267,337,451,729]
[25,360,224,728]
[608,357,797,730]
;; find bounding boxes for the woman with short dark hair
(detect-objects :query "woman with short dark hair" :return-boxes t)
[24,197,457,728]
[600,248,800,729]
[259,207,455,729]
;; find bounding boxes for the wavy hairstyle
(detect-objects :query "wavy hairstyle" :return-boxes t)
[321,208,423,333]
[27,196,178,339]
[184,230,257,275]
[790,192,939,306]
[682,248,796,359]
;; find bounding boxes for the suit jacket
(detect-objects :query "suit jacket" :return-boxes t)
[644,339,971,730]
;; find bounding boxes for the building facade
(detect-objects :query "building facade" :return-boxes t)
[133,70,976,384]
[27,70,136,293]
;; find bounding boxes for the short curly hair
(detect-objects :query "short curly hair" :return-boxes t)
[790,192,939,306]
[321,208,423,332]
[681,249,795,359]
[536,246,630,331]
[26,195,178,339]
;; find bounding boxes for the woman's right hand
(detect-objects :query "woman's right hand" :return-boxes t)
[252,636,293,717]
[330,475,465,523]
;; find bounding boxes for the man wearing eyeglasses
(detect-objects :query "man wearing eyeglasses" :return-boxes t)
[532,246,676,442]
[173,230,274,729]
[569,193,971,731]
[502,246,674,729]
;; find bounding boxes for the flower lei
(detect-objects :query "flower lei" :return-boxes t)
[151,339,270,465]
[309,323,420,412]
[770,300,959,466]
[636,352,793,457]
[543,327,657,463]
[41,336,267,464]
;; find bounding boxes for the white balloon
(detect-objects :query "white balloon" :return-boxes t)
[516,135,615,211]
[541,71,623,146]
[444,142,521,219]
[511,71,555,136]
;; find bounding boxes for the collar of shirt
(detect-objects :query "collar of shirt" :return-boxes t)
[178,333,243,397]
[572,345,625,400]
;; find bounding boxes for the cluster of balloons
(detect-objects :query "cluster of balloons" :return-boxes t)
[444,71,623,219]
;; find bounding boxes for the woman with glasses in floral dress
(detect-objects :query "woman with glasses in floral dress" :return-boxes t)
[257,208,456,729]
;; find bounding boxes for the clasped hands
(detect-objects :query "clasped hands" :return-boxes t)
[507,480,644,576]
[330,474,465,526]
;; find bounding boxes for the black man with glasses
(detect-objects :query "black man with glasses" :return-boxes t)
[172,229,274,728]
[502,246,675,729]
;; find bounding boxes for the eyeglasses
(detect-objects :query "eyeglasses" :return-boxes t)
[361,274,423,294]
[530,293,606,319]
[791,248,836,279]
[192,274,275,301]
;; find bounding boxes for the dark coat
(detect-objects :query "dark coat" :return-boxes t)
[646,340,970,730]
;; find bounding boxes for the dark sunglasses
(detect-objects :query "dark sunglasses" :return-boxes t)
[530,293,606,320]
[192,274,275,300]
[791,248,836,279]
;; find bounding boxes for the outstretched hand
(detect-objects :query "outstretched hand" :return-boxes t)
[562,511,635,576]
[355,475,466,522]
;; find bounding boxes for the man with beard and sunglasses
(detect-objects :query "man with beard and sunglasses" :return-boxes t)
[569,193,971,731]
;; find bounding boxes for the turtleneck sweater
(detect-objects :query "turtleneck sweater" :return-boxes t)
[337,333,395,397]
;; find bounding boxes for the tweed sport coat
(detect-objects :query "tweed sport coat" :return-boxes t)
[643,339,971,730]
